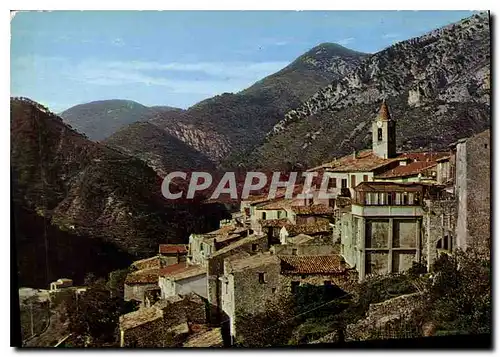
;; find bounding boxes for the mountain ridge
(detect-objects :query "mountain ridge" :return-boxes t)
[241,12,490,169]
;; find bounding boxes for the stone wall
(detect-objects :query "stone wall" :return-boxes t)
[124,283,157,302]
[465,129,491,257]
[422,199,456,269]
[455,129,490,257]
[346,292,424,341]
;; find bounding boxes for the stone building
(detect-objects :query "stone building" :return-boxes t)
[119,293,207,347]
[340,181,457,280]
[306,101,451,202]
[159,244,189,265]
[342,182,426,281]
[206,233,269,322]
[124,268,165,302]
[188,225,249,267]
[279,220,332,245]
[158,264,207,299]
[220,252,353,343]
[454,129,491,257]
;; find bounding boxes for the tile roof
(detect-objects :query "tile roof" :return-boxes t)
[131,256,161,271]
[125,268,162,285]
[287,234,315,245]
[119,306,163,331]
[165,265,205,281]
[308,150,449,174]
[228,253,279,273]
[256,198,294,210]
[354,181,426,193]
[321,150,400,173]
[159,244,188,255]
[397,151,450,162]
[125,262,194,284]
[183,328,223,347]
[283,221,331,236]
[279,255,346,275]
[375,161,437,179]
[260,218,290,227]
[211,233,267,258]
[291,204,334,215]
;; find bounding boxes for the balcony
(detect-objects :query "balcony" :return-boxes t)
[352,204,423,217]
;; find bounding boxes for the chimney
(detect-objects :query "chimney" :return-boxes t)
[352,149,357,159]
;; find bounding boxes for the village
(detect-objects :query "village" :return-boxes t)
[83,100,487,347]
[23,100,489,347]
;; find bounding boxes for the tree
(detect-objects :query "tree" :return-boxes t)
[64,280,134,347]
[419,250,491,335]
[234,293,297,347]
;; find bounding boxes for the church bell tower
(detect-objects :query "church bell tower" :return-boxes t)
[372,99,396,159]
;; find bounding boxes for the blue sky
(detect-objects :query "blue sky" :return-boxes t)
[11,10,477,112]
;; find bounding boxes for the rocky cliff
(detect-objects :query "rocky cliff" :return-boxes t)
[149,43,369,164]
[11,98,228,287]
[244,12,490,169]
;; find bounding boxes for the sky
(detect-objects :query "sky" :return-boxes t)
[11,10,477,112]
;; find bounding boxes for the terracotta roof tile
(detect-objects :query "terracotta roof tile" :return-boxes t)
[125,268,162,285]
[132,256,161,271]
[375,161,437,179]
[260,218,290,227]
[159,244,188,255]
[183,328,223,347]
[120,306,163,331]
[283,221,331,236]
[256,198,294,210]
[279,255,346,275]
[291,204,334,215]
[354,181,426,193]
[321,150,400,172]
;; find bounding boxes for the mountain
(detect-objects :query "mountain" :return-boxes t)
[243,12,491,169]
[11,98,228,287]
[148,43,369,164]
[104,122,216,176]
[59,99,182,141]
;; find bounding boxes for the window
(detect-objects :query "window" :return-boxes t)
[351,175,356,188]
[377,128,383,141]
[277,211,282,219]
[262,212,267,220]
[252,244,259,252]
[271,288,276,294]
[292,248,298,256]
[341,179,348,189]
[258,273,266,284]
[443,236,449,250]
[387,193,393,205]
[291,281,300,294]
[363,174,369,182]
[402,192,409,205]
[329,177,337,189]
[408,193,414,205]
